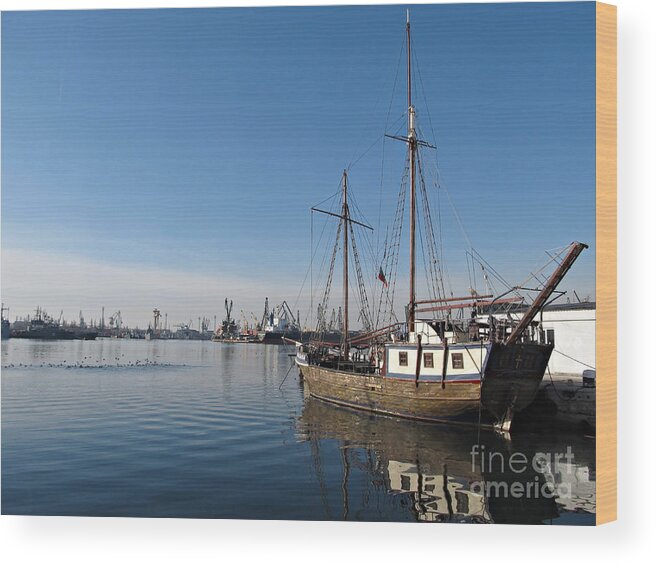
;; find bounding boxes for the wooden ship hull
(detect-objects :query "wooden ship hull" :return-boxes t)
[298,341,552,429]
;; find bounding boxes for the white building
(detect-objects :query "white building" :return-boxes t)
[535,302,595,377]
[494,302,595,377]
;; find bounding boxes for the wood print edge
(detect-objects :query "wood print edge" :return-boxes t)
[595,1,617,526]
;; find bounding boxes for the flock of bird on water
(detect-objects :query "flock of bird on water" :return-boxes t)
[1,356,184,370]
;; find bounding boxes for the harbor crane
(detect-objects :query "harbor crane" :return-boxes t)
[278,301,299,327]
[260,297,270,329]
[224,299,233,324]
[108,311,122,329]
[240,310,249,332]
[221,298,238,338]
[153,309,161,332]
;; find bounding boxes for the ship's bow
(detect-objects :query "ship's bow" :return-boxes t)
[481,342,553,432]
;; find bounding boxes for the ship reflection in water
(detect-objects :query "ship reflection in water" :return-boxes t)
[297,397,595,524]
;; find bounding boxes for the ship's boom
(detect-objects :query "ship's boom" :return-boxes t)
[505,241,588,344]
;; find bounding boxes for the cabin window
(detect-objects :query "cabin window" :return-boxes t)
[546,329,555,345]
[451,352,464,370]
[423,352,434,368]
[399,351,408,366]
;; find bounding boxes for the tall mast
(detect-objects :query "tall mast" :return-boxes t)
[407,10,417,331]
[310,173,372,351]
[342,170,349,359]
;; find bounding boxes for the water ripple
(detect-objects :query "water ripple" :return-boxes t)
[1,339,594,522]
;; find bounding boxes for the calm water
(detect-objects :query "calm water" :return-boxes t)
[1,339,595,523]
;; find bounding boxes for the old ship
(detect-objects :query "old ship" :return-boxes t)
[295,13,587,432]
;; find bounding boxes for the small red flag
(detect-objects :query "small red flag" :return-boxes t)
[378,267,388,287]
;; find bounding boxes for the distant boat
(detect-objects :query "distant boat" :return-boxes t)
[213,298,241,342]
[295,13,587,432]
[257,299,312,344]
[1,304,10,340]
[11,307,77,340]
[69,327,99,340]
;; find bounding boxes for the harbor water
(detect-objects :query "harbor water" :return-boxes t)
[2,339,595,523]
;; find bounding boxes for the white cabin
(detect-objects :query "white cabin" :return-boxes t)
[385,321,485,383]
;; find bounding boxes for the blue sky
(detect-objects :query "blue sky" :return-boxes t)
[1,3,596,328]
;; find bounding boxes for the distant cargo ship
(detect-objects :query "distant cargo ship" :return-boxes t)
[10,307,97,340]
[69,327,99,340]
[258,314,308,344]
[1,304,10,340]
[256,299,320,344]
[12,319,75,340]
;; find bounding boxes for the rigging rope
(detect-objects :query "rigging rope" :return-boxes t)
[374,157,409,330]
[315,218,342,341]
[348,220,373,333]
